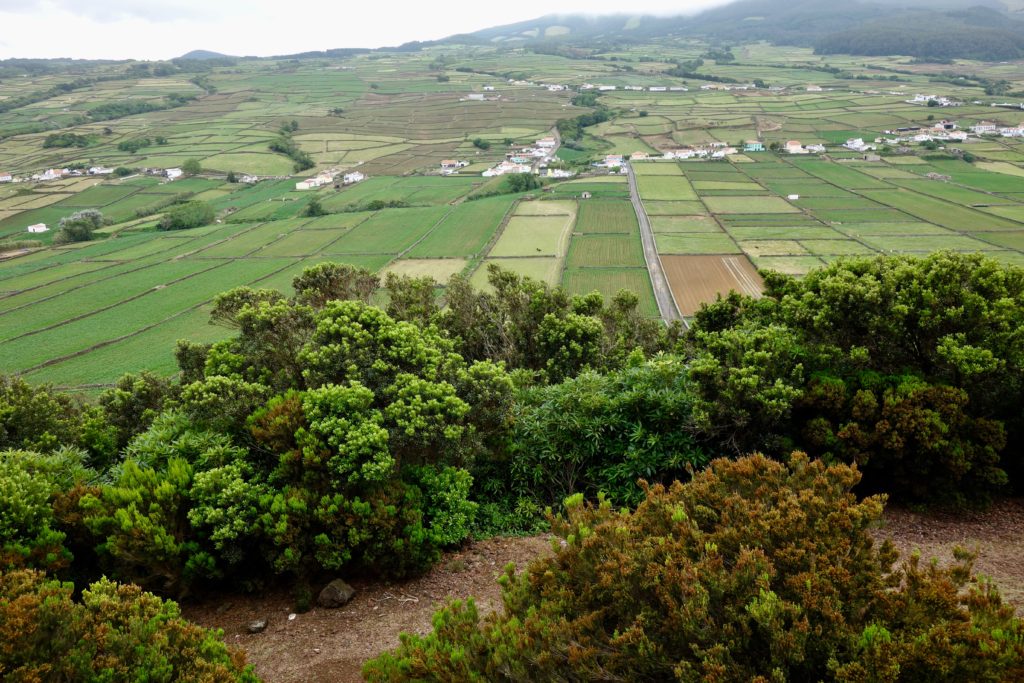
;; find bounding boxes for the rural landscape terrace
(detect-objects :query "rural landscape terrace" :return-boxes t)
[3,0,1024,681]
[7,17,1024,388]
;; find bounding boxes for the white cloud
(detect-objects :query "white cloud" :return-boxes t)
[0,0,733,60]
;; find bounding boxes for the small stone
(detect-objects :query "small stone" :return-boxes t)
[247,619,267,634]
[317,578,356,608]
[288,613,297,621]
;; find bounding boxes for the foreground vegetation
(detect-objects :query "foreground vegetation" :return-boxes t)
[2,252,1023,678]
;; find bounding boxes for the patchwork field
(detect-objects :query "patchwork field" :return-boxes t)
[7,41,1024,387]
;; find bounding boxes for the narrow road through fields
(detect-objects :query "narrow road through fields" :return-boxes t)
[625,162,683,324]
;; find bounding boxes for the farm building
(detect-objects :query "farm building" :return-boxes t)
[88,166,113,175]
[785,141,808,154]
[166,168,183,180]
[0,172,11,183]
[483,161,531,177]
[343,172,365,185]
[26,223,48,233]
[466,93,486,101]
[744,141,765,152]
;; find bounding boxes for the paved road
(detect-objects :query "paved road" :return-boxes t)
[625,162,684,325]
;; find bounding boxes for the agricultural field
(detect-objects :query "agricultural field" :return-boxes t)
[7,38,1024,386]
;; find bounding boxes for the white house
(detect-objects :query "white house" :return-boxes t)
[545,168,575,178]
[972,122,998,134]
[603,154,624,168]
[26,223,48,233]
[806,85,823,92]
[631,152,650,161]
[295,179,319,191]
[466,93,486,101]
[240,175,259,184]
[624,85,643,91]
[0,172,11,183]
[843,138,874,152]
[483,85,495,92]
[166,168,183,180]
[440,160,465,170]
[649,86,667,92]
[483,161,531,177]
[1000,126,1024,138]
[597,85,617,91]
[536,137,556,149]
[805,144,826,154]
[88,167,113,175]
[668,86,688,92]
[40,168,65,181]
[788,194,800,201]
[785,140,808,155]
[343,171,365,184]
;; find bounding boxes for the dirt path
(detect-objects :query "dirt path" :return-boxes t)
[877,498,1024,610]
[186,501,1024,682]
[184,535,554,683]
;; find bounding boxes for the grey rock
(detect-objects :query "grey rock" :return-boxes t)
[247,619,268,634]
[317,578,356,608]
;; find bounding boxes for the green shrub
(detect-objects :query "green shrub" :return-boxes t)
[0,452,73,572]
[0,569,258,682]
[510,357,706,506]
[365,454,1024,681]
[158,200,214,230]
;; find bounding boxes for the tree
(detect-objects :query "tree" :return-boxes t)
[226,170,237,183]
[505,173,540,193]
[365,454,1024,682]
[158,201,214,231]
[510,358,706,506]
[303,194,326,217]
[292,262,379,308]
[53,209,103,244]
[181,158,202,176]
[472,138,491,150]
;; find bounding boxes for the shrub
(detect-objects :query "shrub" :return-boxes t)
[0,452,73,572]
[53,209,104,244]
[365,454,1024,682]
[158,200,214,230]
[510,358,706,506]
[0,569,258,682]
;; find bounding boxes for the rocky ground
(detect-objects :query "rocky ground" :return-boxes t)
[185,500,1024,682]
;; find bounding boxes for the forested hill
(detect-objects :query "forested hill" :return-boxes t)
[445,0,1024,61]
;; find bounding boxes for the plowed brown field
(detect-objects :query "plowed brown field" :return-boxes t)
[661,254,763,315]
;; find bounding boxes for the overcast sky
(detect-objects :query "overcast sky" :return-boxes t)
[0,0,733,60]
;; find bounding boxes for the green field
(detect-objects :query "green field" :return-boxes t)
[6,39,1024,386]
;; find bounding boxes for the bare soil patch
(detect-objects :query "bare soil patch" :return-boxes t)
[184,535,554,683]
[662,253,764,315]
[877,498,1024,612]
[186,500,1024,682]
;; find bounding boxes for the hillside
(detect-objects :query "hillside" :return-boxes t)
[177,49,235,60]
[445,0,1024,61]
